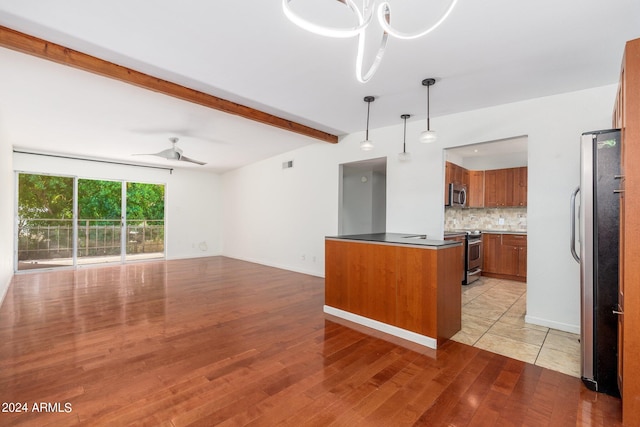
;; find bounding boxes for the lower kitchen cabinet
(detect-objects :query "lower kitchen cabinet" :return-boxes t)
[482,233,527,282]
[482,234,501,274]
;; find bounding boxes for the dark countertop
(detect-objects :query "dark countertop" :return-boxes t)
[326,233,461,248]
[444,231,468,238]
[480,230,527,235]
[445,229,527,235]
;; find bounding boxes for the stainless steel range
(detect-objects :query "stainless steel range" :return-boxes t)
[444,230,483,285]
[465,231,483,284]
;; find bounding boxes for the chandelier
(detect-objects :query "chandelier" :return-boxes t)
[282,0,459,83]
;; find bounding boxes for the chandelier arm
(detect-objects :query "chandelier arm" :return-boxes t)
[376,0,458,40]
[282,0,373,39]
[355,4,389,83]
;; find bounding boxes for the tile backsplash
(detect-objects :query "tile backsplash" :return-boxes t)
[445,207,527,232]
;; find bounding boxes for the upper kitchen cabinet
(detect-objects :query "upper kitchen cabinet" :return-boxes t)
[506,167,528,207]
[445,137,528,208]
[445,161,470,205]
[445,161,467,185]
[468,170,485,208]
[514,167,528,206]
[484,168,507,207]
[485,167,528,207]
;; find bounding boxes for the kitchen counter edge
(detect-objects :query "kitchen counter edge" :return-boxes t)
[480,230,527,235]
[326,233,461,249]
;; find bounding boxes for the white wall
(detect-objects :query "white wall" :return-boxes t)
[222,144,339,275]
[342,169,375,235]
[341,167,387,235]
[222,84,617,333]
[0,133,14,301]
[12,152,223,261]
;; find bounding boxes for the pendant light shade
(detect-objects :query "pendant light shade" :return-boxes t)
[419,78,437,143]
[398,114,411,161]
[360,96,375,151]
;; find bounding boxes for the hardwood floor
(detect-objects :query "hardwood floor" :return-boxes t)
[0,257,622,426]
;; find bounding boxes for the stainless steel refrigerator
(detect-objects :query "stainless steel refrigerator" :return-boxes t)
[570,129,620,396]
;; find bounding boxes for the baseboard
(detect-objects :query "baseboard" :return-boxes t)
[0,273,11,308]
[481,272,526,282]
[323,305,438,349]
[525,314,580,334]
[166,252,223,261]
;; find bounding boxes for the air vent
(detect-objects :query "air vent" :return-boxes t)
[282,160,294,169]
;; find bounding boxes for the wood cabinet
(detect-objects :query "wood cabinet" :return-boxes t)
[500,234,527,278]
[485,167,528,207]
[445,161,468,205]
[445,162,527,208]
[484,169,507,207]
[444,161,451,205]
[613,37,640,426]
[514,167,528,206]
[444,233,467,284]
[482,233,501,274]
[482,233,527,282]
[468,170,485,208]
[325,238,463,345]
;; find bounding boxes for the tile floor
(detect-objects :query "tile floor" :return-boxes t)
[451,277,581,378]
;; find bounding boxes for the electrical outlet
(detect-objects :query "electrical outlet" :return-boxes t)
[498,218,505,225]
[301,254,306,261]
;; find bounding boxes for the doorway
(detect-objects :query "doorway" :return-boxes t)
[338,157,387,235]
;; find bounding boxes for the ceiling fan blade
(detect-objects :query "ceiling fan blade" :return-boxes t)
[136,148,181,159]
[132,137,204,165]
[179,155,207,165]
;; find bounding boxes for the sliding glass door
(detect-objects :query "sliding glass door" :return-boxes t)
[125,182,165,261]
[77,179,123,265]
[17,174,74,270]
[16,173,165,271]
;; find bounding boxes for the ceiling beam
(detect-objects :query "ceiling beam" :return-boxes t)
[0,25,339,144]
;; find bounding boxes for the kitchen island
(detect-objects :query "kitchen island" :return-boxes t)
[325,233,463,349]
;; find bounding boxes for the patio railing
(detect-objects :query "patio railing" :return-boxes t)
[18,218,164,261]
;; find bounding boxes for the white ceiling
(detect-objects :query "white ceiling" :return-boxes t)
[1,0,639,172]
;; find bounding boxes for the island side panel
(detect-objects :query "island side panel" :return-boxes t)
[325,239,349,310]
[437,244,463,343]
[396,247,438,338]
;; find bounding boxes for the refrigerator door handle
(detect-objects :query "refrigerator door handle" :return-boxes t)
[570,186,580,263]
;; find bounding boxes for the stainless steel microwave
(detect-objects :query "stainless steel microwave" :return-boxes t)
[448,183,467,207]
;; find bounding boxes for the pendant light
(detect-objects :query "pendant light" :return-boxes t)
[282,0,459,83]
[398,114,411,162]
[419,78,437,143]
[360,96,375,151]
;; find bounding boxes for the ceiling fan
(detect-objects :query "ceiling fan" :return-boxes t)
[134,137,206,165]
